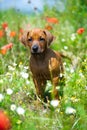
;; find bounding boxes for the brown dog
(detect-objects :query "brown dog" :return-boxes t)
[20,28,64,99]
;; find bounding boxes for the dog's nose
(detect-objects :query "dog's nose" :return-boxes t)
[32,45,38,53]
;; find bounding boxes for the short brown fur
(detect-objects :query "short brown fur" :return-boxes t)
[20,28,64,99]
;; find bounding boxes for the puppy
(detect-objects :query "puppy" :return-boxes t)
[20,28,64,99]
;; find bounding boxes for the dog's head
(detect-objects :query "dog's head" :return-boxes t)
[20,28,54,54]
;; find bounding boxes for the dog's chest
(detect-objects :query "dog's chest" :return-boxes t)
[30,58,50,79]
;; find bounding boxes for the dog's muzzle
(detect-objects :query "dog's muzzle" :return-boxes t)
[31,44,39,53]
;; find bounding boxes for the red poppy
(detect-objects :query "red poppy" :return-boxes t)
[0,30,4,38]
[10,31,16,37]
[0,110,11,130]
[77,28,85,34]
[19,28,24,33]
[2,22,8,29]
[46,17,59,24]
[0,43,13,55]
[45,25,53,30]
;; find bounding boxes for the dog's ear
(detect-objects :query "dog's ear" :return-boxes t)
[20,31,29,46]
[43,30,54,46]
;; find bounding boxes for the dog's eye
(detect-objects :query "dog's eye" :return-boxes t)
[40,37,45,41]
[28,37,32,42]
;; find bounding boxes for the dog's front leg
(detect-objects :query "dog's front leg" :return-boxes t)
[33,78,46,98]
[52,77,59,99]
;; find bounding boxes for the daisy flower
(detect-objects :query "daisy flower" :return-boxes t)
[0,93,4,102]
[16,107,25,115]
[6,88,13,95]
[65,106,76,115]
[50,100,59,108]
[20,72,29,79]
[10,104,16,111]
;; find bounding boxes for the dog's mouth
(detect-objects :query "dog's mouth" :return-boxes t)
[31,50,44,55]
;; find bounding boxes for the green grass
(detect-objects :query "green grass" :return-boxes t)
[0,1,87,130]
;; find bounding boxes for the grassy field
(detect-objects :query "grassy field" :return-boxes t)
[0,1,87,130]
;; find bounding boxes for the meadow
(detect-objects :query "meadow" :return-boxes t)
[0,1,87,130]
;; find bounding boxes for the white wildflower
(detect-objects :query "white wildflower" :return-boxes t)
[50,100,59,108]
[85,86,87,90]
[6,88,13,95]
[64,46,68,50]
[16,107,25,115]
[0,93,4,102]
[60,73,63,78]
[42,109,47,114]
[9,76,13,82]
[63,62,66,66]
[66,67,70,72]
[20,72,29,79]
[0,79,3,84]
[19,64,23,68]
[47,81,51,87]
[79,73,84,77]
[61,38,65,42]
[71,97,80,103]
[10,104,16,111]
[8,65,15,71]
[26,92,30,96]
[65,106,76,115]
[71,33,76,41]
[24,66,29,70]
[26,80,30,85]
[70,68,74,73]
[84,59,86,62]
[12,63,17,66]
[73,99,79,103]
[56,86,60,90]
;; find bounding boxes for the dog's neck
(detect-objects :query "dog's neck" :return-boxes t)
[31,48,50,61]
